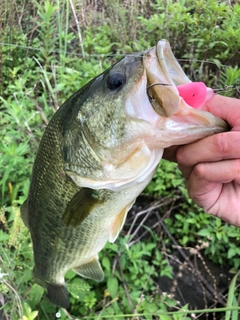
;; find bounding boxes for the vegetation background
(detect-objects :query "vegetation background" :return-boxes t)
[0,0,240,319]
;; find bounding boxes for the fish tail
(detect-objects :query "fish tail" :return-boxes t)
[46,283,70,309]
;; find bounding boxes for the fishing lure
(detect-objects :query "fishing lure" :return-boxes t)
[147,81,240,110]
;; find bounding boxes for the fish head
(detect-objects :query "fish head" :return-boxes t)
[63,40,228,190]
[125,39,228,147]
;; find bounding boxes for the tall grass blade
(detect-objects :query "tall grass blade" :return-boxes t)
[225,270,240,320]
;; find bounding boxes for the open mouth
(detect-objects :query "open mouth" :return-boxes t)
[142,39,228,132]
[145,40,214,116]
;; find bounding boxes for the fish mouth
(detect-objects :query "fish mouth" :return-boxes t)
[144,40,228,135]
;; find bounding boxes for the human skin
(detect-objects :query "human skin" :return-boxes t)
[163,94,240,227]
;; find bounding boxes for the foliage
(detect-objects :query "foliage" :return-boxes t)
[1,0,240,318]
[145,160,184,197]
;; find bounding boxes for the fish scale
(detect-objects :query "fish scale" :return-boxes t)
[21,39,228,308]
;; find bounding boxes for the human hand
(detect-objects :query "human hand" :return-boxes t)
[164,94,240,227]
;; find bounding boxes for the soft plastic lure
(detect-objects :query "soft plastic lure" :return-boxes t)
[177,82,214,110]
[147,81,239,111]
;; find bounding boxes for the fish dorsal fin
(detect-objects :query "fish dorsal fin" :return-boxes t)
[73,256,104,282]
[109,201,134,243]
[20,199,29,228]
[62,188,103,227]
[47,283,70,309]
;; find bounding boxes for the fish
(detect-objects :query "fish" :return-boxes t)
[21,39,228,309]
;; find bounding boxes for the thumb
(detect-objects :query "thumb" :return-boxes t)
[203,94,240,129]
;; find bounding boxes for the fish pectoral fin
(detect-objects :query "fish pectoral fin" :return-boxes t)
[46,283,70,309]
[20,199,29,228]
[109,201,135,243]
[62,188,103,227]
[73,256,104,282]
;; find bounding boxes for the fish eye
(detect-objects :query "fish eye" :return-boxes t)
[107,73,126,91]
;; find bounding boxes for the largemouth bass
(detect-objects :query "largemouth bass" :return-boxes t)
[21,39,228,308]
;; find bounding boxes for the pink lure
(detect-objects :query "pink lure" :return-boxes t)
[177,82,214,109]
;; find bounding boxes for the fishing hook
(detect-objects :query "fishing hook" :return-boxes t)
[147,81,240,100]
[146,82,172,100]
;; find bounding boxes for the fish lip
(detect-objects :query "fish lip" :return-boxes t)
[144,40,228,132]
[144,40,189,117]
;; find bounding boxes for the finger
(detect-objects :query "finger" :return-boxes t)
[177,131,240,173]
[204,95,240,129]
[162,146,179,162]
[186,159,240,186]
[185,159,240,226]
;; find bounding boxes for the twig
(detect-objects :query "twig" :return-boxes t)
[158,217,226,305]
[126,196,181,247]
[69,0,85,58]
[128,203,180,247]
[127,196,179,239]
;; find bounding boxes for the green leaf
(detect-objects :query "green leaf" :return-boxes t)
[65,269,76,280]
[107,276,118,298]
[22,301,32,316]
[0,230,10,242]
[182,235,189,245]
[102,256,111,272]
[28,310,39,320]
[28,284,45,309]
[228,247,237,259]
[216,232,222,240]
[197,229,210,237]
[68,278,90,300]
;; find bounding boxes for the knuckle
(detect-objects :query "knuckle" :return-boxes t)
[192,163,206,178]
[212,132,231,155]
[176,146,187,164]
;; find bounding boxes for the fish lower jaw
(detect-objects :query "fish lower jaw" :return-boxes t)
[149,125,226,149]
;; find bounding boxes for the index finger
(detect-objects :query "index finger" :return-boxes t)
[177,131,240,167]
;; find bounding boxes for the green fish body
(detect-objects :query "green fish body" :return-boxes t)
[21,40,228,308]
